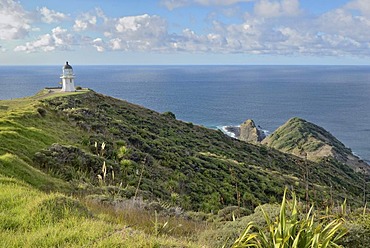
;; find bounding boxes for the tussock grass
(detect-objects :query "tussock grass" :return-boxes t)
[84,198,209,241]
[0,175,201,247]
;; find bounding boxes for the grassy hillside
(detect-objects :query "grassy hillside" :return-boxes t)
[262,117,369,173]
[1,90,367,209]
[0,89,368,247]
[0,175,199,247]
[0,90,201,247]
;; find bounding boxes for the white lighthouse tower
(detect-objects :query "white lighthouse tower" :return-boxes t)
[60,61,75,92]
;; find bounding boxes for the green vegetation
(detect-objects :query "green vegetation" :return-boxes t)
[0,89,369,247]
[262,117,369,174]
[202,196,370,248]
[0,153,67,191]
[263,117,350,154]
[32,91,366,211]
[0,175,198,247]
[232,188,347,248]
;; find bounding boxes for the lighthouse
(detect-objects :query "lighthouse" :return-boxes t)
[60,61,75,92]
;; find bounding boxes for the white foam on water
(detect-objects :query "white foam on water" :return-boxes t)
[217,125,239,138]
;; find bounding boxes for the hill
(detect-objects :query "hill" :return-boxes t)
[1,90,367,208]
[262,117,369,173]
[0,89,369,246]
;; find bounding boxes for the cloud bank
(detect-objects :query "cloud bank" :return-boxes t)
[2,0,370,58]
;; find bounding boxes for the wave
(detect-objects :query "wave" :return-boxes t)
[217,125,270,139]
[218,125,240,138]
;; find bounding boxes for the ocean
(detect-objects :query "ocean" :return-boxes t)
[1,65,369,164]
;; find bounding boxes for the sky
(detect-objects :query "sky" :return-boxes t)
[1,0,370,65]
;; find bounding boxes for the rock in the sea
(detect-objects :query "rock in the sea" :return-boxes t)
[239,119,265,143]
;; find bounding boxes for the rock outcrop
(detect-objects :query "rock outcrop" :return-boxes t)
[239,119,265,143]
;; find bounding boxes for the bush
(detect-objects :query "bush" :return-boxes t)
[163,111,176,119]
[199,203,280,247]
[217,206,251,221]
[37,107,47,117]
[231,189,347,248]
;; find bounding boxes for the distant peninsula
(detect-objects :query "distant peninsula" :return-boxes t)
[224,117,369,174]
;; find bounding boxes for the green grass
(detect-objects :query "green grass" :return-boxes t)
[0,90,90,189]
[1,91,362,213]
[0,153,68,192]
[35,91,366,213]
[0,174,201,247]
[0,89,206,247]
[0,89,368,247]
[263,117,352,157]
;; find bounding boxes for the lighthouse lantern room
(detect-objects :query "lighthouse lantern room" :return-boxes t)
[60,61,76,92]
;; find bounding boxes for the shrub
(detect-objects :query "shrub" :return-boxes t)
[232,188,347,248]
[217,206,251,221]
[163,111,176,119]
[37,107,47,117]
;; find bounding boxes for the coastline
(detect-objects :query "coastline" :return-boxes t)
[218,124,270,140]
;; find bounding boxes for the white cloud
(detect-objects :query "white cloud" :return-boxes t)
[73,12,98,31]
[346,0,370,17]
[114,14,166,35]
[103,14,168,52]
[254,0,301,18]
[0,0,32,40]
[14,34,54,52]
[38,7,68,24]
[7,0,370,59]
[92,38,105,52]
[161,0,252,10]
[160,0,189,10]
[319,9,370,42]
[195,0,252,6]
[14,27,76,53]
[109,38,122,50]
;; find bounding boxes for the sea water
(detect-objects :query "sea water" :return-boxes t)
[1,65,369,163]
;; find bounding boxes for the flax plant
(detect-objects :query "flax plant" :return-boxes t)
[232,189,347,248]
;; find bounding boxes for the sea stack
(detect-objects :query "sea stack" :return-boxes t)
[239,119,265,143]
[60,61,76,92]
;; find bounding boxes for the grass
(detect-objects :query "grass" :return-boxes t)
[38,91,366,212]
[0,89,206,247]
[1,90,365,213]
[0,89,368,247]
[84,198,209,240]
[0,89,90,190]
[0,153,68,192]
[0,174,202,247]
[263,117,352,159]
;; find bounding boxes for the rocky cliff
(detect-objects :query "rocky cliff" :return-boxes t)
[238,119,265,143]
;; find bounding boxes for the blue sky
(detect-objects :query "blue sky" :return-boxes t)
[1,0,370,65]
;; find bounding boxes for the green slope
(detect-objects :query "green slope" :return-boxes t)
[25,91,367,209]
[1,91,367,210]
[0,89,369,247]
[0,90,200,247]
[262,117,369,173]
[0,175,197,248]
